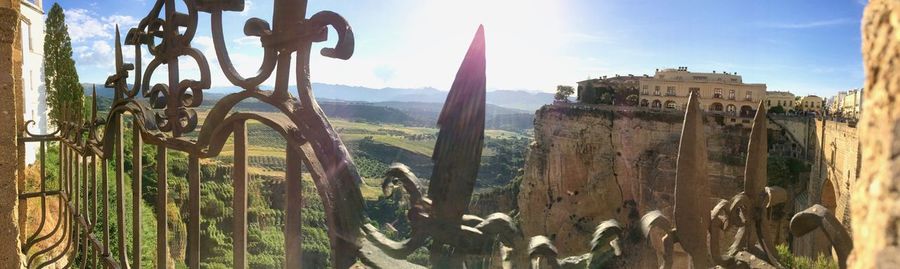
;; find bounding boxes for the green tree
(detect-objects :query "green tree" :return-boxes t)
[626,94,639,106]
[599,92,613,105]
[555,85,574,102]
[768,105,786,114]
[44,3,83,125]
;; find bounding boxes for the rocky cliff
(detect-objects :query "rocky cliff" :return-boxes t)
[517,104,752,258]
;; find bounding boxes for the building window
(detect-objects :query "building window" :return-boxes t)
[665,101,677,109]
[689,87,700,97]
[745,91,753,101]
[20,20,32,52]
[713,88,723,99]
[728,90,735,100]
[666,86,676,96]
[654,86,660,96]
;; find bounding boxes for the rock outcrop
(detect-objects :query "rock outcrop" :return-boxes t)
[517,105,751,258]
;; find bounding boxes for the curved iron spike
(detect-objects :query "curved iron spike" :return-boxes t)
[790,204,852,269]
[382,163,425,203]
[528,236,561,269]
[309,11,355,60]
[473,213,522,249]
[640,210,674,269]
[591,219,624,256]
[765,186,787,208]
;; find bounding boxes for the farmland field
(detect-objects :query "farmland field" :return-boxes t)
[46,95,533,267]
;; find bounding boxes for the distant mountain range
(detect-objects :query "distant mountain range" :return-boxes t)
[85,83,553,111]
[83,83,538,132]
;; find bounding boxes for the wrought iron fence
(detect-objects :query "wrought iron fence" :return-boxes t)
[17,0,854,268]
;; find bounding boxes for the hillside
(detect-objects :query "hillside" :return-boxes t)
[83,84,535,133]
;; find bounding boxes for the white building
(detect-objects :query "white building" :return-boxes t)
[20,0,46,165]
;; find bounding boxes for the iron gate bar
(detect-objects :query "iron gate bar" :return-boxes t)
[15,0,858,268]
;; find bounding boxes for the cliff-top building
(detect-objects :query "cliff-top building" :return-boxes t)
[830,91,848,113]
[20,0,46,165]
[636,67,767,117]
[765,91,795,111]
[826,89,863,119]
[796,95,825,114]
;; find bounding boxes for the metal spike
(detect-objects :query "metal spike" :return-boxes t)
[427,25,486,244]
[673,91,712,268]
[111,25,124,100]
[744,101,768,212]
[91,85,98,123]
[114,25,123,70]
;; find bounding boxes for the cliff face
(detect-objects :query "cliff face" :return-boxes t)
[518,105,749,257]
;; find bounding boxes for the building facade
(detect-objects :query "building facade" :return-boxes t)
[842,89,863,119]
[765,91,795,111]
[20,0,45,164]
[830,91,847,113]
[796,95,825,114]
[637,67,767,117]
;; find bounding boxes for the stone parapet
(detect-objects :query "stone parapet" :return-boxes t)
[0,0,26,267]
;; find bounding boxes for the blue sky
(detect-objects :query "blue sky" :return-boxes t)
[53,0,865,96]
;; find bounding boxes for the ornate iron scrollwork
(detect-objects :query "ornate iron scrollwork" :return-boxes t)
[18,0,856,268]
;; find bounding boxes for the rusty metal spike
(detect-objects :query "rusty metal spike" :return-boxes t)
[744,101,768,209]
[673,91,712,268]
[428,25,486,240]
[114,25,123,71]
[91,85,98,122]
[108,25,125,100]
[790,205,853,269]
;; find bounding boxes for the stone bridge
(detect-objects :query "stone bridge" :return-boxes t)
[769,116,861,257]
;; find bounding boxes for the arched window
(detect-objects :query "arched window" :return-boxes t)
[665,101,677,109]
[740,105,754,117]
[640,99,649,107]
[709,102,724,112]
[651,100,662,109]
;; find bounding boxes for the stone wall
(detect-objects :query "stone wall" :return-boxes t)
[767,116,860,225]
[853,0,900,267]
[809,120,860,225]
[517,105,753,264]
[0,0,26,266]
[517,103,866,265]
[769,115,815,160]
[778,118,862,258]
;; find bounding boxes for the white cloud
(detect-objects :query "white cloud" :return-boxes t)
[233,36,260,46]
[759,18,854,29]
[65,9,139,42]
[73,40,113,67]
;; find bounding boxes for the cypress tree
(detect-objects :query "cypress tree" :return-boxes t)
[43,3,83,125]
